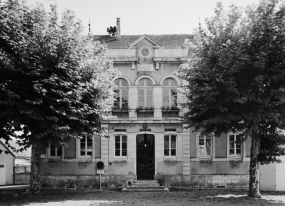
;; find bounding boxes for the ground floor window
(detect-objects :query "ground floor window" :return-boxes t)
[199,134,212,157]
[228,134,242,156]
[164,134,176,156]
[80,136,93,157]
[49,145,62,157]
[115,135,127,157]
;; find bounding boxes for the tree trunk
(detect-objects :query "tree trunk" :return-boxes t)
[30,141,43,194]
[248,133,261,197]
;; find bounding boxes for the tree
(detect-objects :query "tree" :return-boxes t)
[177,0,285,197]
[0,0,119,194]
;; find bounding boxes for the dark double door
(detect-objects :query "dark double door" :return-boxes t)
[136,134,155,180]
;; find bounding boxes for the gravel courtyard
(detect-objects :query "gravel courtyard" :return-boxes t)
[1,189,285,206]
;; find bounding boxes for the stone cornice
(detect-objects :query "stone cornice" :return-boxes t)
[153,57,189,63]
[108,57,138,63]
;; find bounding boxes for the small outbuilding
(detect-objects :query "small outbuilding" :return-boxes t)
[260,154,285,191]
[0,140,15,185]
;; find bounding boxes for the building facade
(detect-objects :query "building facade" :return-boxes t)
[0,140,15,185]
[39,19,252,189]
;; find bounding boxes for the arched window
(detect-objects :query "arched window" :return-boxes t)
[138,78,153,107]
[114,78,128,109]
[162,78,177,107]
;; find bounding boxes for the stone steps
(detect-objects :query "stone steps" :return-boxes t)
[122,180,169,192]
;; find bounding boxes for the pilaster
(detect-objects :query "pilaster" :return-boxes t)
[182,125,191,175]
[128,86,137,120]
[153,86,162,119]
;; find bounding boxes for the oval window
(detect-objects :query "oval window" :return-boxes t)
[139,46,152,58]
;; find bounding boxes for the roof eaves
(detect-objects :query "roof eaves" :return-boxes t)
[0,140,15,157]
[128,34,162,48]
[144,34,162,47]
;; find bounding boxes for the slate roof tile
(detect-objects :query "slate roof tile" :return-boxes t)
[92,34,193,48]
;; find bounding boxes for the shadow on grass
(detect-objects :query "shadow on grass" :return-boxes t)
[0,190,123,206]
[1,189,285,206]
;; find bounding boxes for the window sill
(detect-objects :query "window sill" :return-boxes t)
[136,110,154,113]
[198,156,213,161]
[112,110,129,113]
[114,156,128,159]
[113,156,128,162]
[228,156,242,161]
[78,156,93,159]
[163,156,177,161]
[48,158,61,162]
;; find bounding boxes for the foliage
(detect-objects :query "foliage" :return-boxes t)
[177,0,285,197]
[112,105,129,111]
[259,130,285,165]
[0,0,119,193]
[135,106,154,112]
[107,26,117,37]
[161,104,180,111]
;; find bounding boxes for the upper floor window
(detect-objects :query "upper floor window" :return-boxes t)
[199,134,212,157]
[138,78,153,107]
[80,135,93,157]
[49,145,62,157]
[163,78,177,107]
[115,134,127,157]
[228,134,242,156]
[114,79,128,110]
[164,134,176,156]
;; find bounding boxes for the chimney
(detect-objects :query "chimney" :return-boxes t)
[116,18,121,39]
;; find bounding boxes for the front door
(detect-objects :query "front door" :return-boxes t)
[136,134,155,180]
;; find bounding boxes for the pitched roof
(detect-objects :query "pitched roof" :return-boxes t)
[92,34,193,48]
[0,140,15,157]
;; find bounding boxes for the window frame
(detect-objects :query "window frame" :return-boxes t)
[195,132,215,160]
[138,78,153,107]
[48,144,63,158]
[198,134,213,158]
[79,135,93,158]
[114,133,128,158]
[227,132,244,159]
[114,78,128,109]
[162,78,178,107]
[163,132,177,158]
[139,46,152,58]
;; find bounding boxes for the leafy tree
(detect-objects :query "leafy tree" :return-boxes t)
[178,0,285,197]
[0,0,118,194]
[107,26,117,37]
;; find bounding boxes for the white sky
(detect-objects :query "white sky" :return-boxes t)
[25,0,260,35]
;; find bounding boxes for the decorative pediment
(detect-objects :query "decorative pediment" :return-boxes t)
[128,34,162,48]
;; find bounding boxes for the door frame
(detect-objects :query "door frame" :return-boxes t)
[136,133,155,180]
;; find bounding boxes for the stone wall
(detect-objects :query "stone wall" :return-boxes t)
[188,175,249,189]
[39,174,249,190]
[40,174,136,190]
[155,174,249,189]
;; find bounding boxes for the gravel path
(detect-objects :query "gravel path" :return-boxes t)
[1,189,285,206]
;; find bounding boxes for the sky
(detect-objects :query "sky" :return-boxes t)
[25,0,260,35]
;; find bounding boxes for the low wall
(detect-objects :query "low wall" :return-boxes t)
[40,175,136,190]
[15,174,30,184]
[40,174,249,189]
[155,174,249,189]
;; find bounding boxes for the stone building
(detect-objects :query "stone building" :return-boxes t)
[39,18,251,189]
